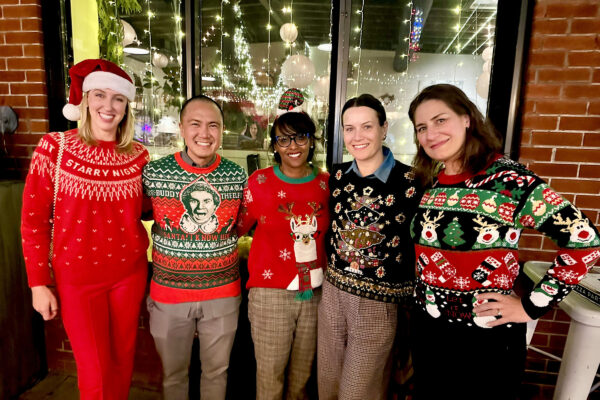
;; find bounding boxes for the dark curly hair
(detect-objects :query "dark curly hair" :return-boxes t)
[269,112,317,164]
[408,84,502,188]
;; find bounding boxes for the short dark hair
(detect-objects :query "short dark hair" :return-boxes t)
[269,112,317,164]
[180,95,224,124]
[342,94,387,126]
[180,181,221,214]
[408,84,503,188]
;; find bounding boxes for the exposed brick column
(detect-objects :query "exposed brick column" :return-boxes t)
[518,0,600,396]
[0,0,48,179]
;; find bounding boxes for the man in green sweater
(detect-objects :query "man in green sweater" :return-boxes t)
[143,95,247,399]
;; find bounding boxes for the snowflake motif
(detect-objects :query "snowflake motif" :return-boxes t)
[279,248,291,261]
[332,188,341,197]
[260,215,267,224]
[395,213,406,224]
[493,274,512,288]
[344,184,355,193]
[405,186,416,198]
[385,195,395,206]
[335,203,342,213]
[404,171,415,181]
[320,180,327,190]
[554,269,580,284]
[472,270,487,281]
[335,170,343,180]
[277,190,286,199]
[257,174,267,184]
[376,266,386,278]
[453,276,471,290]
[244,189,253,203]
[423,271,437,283]
[262,269,273,280]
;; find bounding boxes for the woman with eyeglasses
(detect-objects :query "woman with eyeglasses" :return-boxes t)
[318,94,419,400]
[237,102,330,399]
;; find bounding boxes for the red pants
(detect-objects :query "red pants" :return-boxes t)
[57,268,147,400]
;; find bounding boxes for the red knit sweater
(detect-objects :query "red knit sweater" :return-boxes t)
[237,166,330,291]
[21,130,150,287]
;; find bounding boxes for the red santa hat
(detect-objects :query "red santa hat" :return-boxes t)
[62,59,136,121]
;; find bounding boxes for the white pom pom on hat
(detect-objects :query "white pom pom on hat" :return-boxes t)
[63,59,136,121]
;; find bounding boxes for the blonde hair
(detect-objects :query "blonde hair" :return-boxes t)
[78,92,136,153]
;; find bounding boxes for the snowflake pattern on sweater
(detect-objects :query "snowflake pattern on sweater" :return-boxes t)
[21,130,150,287]
[411,156,600,328]
[326,161,419,303]
[237,166,330,294]
[143,152,246,303]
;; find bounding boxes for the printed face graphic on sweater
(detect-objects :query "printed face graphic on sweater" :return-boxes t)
[179,180,221,234]
[189,190,216,224]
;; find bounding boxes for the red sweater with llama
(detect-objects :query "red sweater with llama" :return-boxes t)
[237,166,330,294]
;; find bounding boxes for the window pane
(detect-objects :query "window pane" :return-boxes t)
[346,0,497,164]
[199,0,333,174]
[119,0,186,160]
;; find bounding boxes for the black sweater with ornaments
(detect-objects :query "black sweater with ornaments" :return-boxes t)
[326,160,420,303]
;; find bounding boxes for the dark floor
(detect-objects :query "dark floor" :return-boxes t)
[17,373,160,400]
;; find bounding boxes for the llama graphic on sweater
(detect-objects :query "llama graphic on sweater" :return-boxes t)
[278,202,324,299]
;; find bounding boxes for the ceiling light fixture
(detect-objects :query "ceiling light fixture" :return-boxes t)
[318,43,332,52]
[123,46,150,55]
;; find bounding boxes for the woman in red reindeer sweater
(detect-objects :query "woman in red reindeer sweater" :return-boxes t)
[21,59,149,400]
[237,91,329,399]
[408,84,600,399]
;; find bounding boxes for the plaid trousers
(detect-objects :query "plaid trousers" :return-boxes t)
[248,287,321,400]
[317,280,398,400]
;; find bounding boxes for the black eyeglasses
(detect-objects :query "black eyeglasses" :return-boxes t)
[275,133,310,147]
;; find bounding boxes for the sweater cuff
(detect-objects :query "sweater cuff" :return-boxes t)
[521,291,553,320]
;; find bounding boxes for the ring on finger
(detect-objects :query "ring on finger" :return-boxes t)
[496,308,501,317]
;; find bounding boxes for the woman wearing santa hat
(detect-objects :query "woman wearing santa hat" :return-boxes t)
[21,59,150,400]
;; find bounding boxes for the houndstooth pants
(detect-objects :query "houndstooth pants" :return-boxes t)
[317,280,398,400]
[248,287,321,400]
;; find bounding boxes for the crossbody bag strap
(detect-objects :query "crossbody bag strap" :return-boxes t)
[49,132,65,262]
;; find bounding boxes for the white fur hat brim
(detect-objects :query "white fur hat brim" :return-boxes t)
[82,71,136,101]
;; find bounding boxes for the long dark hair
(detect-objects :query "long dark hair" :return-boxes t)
[270,112,317,163]
[408,84,502,188]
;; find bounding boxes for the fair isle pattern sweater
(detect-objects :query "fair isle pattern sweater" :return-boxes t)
[21,129,150,287]
[326,161,419,303]
[411,156,600,328]
[237,166,330,294]
[143,152,246,303]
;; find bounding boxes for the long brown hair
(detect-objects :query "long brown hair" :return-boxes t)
[408,84,502,188]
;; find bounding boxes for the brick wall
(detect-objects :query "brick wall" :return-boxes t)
[518,0,600,397]
[0,0,164,390]
[3,0,600,397]
[0,0,47,179]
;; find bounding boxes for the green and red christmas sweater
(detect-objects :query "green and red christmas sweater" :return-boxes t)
[326,161,420,303]
[411,156,600,328]
[237,165,330,299]
[21,129,150,287]
[143,152,247,303]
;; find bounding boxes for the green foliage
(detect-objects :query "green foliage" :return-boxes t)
[97,0,142,63]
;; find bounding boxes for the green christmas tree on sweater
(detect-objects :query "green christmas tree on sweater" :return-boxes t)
[442,217,466,248]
